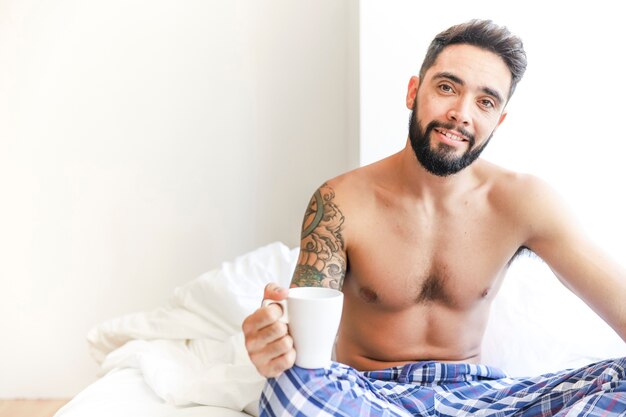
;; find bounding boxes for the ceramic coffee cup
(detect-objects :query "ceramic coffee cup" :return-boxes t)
[264,287,343,369]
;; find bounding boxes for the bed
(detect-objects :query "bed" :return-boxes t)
[55,242,625,417]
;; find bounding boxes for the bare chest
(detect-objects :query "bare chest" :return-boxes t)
[344,211,521,311]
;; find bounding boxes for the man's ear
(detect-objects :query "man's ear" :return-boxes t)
[497,111,508,128]
[406,76,420,110]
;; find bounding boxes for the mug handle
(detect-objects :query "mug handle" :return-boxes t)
[262,299,289,323]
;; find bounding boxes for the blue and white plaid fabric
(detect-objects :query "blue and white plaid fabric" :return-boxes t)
[260,357,626,416]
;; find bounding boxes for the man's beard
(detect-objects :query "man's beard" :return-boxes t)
[408,107,493,177]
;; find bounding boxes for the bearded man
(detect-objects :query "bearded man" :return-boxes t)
[243,19,626,416]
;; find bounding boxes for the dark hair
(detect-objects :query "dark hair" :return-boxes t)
[419,19,527,99]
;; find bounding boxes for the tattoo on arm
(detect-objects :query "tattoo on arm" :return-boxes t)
[292,183,346,289]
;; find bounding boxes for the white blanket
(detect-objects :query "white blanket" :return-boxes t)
[88,242,297,414]
[87,242,625,415]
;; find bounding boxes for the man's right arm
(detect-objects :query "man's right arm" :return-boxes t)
[291,182,347,289]
[242,182,348,377]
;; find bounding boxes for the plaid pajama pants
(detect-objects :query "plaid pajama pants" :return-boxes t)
[259,357,626,416]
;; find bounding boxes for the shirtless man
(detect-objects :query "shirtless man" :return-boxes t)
[242,20,626,416]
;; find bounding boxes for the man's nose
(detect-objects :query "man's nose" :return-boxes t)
[447,98,471,126]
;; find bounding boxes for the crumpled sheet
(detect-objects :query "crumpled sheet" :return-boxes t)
[87,242,298,415]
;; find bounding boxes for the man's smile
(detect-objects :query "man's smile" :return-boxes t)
[434,127,470,146]
[434,127,468,142]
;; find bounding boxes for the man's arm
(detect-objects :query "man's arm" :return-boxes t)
[522,176,626,341]
[291,182,347,289]
[242,182,348,377]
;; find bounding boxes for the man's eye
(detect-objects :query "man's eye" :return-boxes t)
[480,99,495,108]
[439,84,454,93]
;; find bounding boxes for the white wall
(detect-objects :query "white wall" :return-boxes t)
[0,0,358,397]
[360,0,626,261]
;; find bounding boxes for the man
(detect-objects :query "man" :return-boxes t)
[242,20,626,416]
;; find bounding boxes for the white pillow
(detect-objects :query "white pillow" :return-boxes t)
[88,242,297,363]
[482,255,625,376]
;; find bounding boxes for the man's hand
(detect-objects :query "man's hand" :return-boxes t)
[242,283,296,378]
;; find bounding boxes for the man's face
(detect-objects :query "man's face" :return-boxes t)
[408,44,511,177]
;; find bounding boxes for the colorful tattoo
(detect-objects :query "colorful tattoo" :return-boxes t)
[292,183,346,289]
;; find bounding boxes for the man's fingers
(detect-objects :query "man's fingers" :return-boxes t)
[242,304,284,340]
[263,282,288,301]
[249,336,296,378]
[242,282,295,378]
[245,320,289,352]
[265,349,297,378]
[264,333,293,358]
[260,303,284,326]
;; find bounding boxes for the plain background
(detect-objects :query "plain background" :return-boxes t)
[0,0,358,397]
[1,0,624,399]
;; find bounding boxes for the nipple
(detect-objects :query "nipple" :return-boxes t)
[359,287,378,303]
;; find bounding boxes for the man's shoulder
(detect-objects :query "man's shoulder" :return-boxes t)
[322,156,391,197]
[478,160,545,191]
[479,161,558,212]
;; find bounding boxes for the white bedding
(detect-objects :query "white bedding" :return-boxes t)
[55,368,250,417]
[56,242,626,417]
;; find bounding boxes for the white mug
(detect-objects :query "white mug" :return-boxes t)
[264,287,343,369]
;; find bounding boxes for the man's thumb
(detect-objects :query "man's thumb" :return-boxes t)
[263,283,288,301]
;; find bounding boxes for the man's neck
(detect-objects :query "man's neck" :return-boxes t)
[396,139,481,204]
